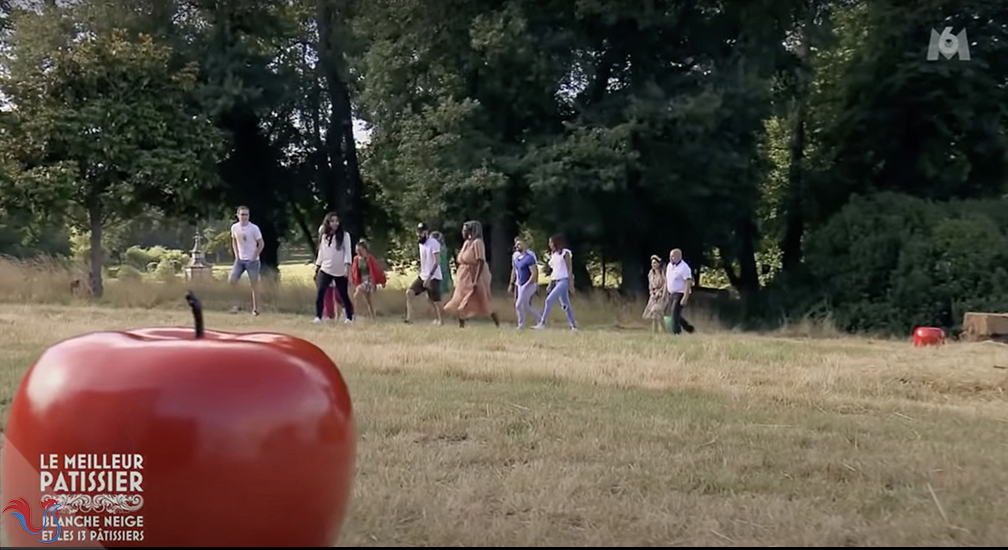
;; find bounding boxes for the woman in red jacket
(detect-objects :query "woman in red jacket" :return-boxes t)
[351,240,387,320]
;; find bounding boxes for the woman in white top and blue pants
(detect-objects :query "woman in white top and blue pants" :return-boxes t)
[534,235,578,330]
[314,212,355,323]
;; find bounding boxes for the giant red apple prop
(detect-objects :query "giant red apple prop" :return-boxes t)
[1,292,356,547]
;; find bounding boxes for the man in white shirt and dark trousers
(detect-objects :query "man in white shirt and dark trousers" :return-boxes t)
[665,248,695,334]
[405,223,445,325]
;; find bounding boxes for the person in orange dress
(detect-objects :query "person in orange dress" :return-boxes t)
[442,220,501,328]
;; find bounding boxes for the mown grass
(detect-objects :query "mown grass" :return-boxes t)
[0,256,841,337]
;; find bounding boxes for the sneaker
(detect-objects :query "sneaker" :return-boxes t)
[533,324,545,330]
[344,318,353,324]
[570,326,578,331]
[312,317,322,324]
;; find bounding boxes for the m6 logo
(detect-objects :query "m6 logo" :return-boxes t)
[927,26,970,61]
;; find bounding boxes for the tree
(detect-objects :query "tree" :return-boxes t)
[803,0,1008,239]
[354,0,574,287]
[0,8,223,297]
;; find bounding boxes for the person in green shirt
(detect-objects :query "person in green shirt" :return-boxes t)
[431,231,453,296]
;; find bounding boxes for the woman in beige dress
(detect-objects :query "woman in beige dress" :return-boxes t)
[643,254,669,332]
[442,220,501,328]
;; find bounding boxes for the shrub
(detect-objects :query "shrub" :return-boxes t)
[800,192,1008,336]
[153,258,178,282]
[125,245,189,272]
[117,265,143,281]
[124,246,157,270]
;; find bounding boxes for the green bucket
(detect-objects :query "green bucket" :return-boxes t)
[662,315,673,332]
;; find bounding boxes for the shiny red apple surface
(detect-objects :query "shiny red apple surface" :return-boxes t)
[1,293,356,547]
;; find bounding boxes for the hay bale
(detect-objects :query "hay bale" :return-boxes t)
[961,312,1008,342]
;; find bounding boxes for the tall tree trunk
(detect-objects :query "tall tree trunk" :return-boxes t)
[618,164,648,295]
[317,0,364,244]
[737,216,760,299]
[571,237,592,291]
[259,223,280,278]
[340,98,364,241]
[217,107,284,277]
[781,103,807,272]
[488,207,515,291]
[619,254,646,295]
[720,218,761,301]
[289,197,317,256]
[88,198,104,298]
[781,4,814,273]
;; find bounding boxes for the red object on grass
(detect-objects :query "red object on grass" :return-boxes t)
[913,326,946,347]
[323,284,343,319]
[1,292,356,547]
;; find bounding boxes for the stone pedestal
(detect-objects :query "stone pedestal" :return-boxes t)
[184,232,213,282]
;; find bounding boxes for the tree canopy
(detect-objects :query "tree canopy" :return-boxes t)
[1,0,1005,335]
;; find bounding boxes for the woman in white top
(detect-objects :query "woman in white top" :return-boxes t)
[317,221,344,320]
[313,212,354,323]
[534,234,578,330]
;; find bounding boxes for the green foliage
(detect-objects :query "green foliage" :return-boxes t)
[0,4,225,296]
[1,0,1006,335]
[806,0,1008,224]
[114,265,143,281]
[123,245,189,272]
[68,229,108,265]
[203,230,233,257]
[801,193,1008,335]
[0,206,72,258]
[152,258,178,281]
[1,23,224,220]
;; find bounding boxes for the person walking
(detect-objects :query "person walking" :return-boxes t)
[534,235,578,331]
[665,248,695,334]
[442,220,501,328]
[643,254,669,332]
[228,205,264,316]
[351,240,386,321]
[405,223,445,325]
[509,236,541,329]
[431,230,454,299]
[318,220,344,321]
[313,212,355,324]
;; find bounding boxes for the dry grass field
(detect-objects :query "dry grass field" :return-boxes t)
[1,258,1008,546]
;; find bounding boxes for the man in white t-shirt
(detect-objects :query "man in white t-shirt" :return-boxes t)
[405,222,444,325]
[665,248,695,334]
[228,205,264,315]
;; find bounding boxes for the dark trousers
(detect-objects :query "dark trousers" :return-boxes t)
[316,271,353,320]
[668,292,694,334]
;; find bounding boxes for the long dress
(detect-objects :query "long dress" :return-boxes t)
[642,268,669,320]
[443,238,493,319]
[439,243,454,296]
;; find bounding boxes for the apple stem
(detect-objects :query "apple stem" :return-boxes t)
[185,291,205,339]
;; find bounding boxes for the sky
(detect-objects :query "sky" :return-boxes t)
[352,118,372,147]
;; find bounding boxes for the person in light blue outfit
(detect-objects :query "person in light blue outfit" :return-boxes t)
[534,234,578,331]
[509,236,541,328]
